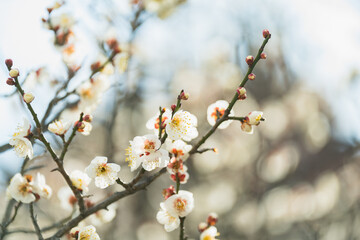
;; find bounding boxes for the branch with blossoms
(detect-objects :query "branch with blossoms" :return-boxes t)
[0,1,272,240]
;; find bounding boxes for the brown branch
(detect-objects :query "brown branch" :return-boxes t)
[29,203,44,240]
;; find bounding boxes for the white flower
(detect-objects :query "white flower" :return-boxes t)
[9,119,33,159]
[166,110,198,141]
[70,170,92,193]
[51,13,75,30]
[48,119,71,135]
[200,226,219,240]
[156,202,180,232]
[246,111,264,125]
[164,190,194,217]
[146,108,172,135]
[207,100,234,129]
[79,121,93,136]
[32,173,52,199]
[114,52,129,73]
[6,173,36,203]
[85,156,120,189]
[126,134,170,172]
[58,186,77,211]
[166,139,192,160]
[89,204,117,226]
[77,75,109,113]
[70,225,100,240]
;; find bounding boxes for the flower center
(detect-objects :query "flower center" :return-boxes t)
[97,164,108,175]
[174,198,187,212]
[144,140,156,151]
[211,107,225,120]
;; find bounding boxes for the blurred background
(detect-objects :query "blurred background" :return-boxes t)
[1,0,360,239]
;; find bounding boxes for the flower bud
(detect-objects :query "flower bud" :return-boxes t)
[213,148,218,153]
[207,212,218,226]
[69,227,80,239]
[90,62,101,72]
[6,78,15,86]
[179,90,189,100]
[245,56,254,66]
[263,29,270,38]
[23,93,35,104]
[162,185,176,200]
[198,222,208,233]
[83,114,93,123]
[248,73,256,81]
[5,59,13,69]
[9,68,19,78]
[76,121,85,130]
[47,8,53,14]
[171,104,176,112]
[236,87,247,100]
[260,52,267,59]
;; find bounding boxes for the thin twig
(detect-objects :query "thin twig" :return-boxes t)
[29,203,44,240]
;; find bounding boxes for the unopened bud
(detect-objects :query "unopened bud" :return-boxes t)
[213,148,218,153]
[198,222,208,233]
[237,87,247,100]
[83,114,93,123]
[207,212,218,226]
[23,93,35,104]
[9,68,19,78]
[47,8,53,14]
[76,121,85,130]
[6,78,15,86]
[263,29,270,38]
[171,104,176,112]
[245,56,254,66]
[69,227,80,239]
[5,59,13,70]
[260,52,267,59]
[248,73,256,81]
[179,91,189,100]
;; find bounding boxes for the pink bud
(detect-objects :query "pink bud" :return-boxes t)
[237,87,247,100]
[171,104,176,112]
[207,212,218,226]
[5,59,13,69]
[75,121,85,130]
[6,78,15,86]
[263,29,270,38]
[248,73,256,81]
[179,90,189,100]
[83,114,93,123]
[261,53,267,59]
[245,56,254,66]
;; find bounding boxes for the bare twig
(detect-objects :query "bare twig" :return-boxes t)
[29,203,44,240]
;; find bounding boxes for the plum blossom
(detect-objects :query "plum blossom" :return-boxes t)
[89,204,117,226]
[6,173,36,203]
[166,110,198,141]
[70,225,100,240]
[207,100,234,129]
[200,226,219,240]
[164,190,194,217]
[48,119,71,135]
[156,202,180,232]
[85,156,120,189]
[7,173,52,203]
[57,186,77,211]
[9,119,33,159]
[166,139,192,161]
[126,134,170,172]
[146,108,172,135]
[70,170,92,193]
[241,111,264,134]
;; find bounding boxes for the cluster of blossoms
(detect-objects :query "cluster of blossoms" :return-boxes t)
[166,139,192,184]
[157,189,194,232]
[6,173,52,203]
[9,119,33,159]
[198,213,220,240]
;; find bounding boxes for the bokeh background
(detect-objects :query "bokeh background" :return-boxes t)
[1,0,360,239]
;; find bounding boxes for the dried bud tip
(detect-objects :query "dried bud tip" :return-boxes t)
[198,222,208,233]
[207,212,218,226]
[263,29,270,38]
[9,68,19,78]
[179,91,189,100]
[5,59,13,69]
[260,52,267,59]
[213,148,218,153]
[83,114,93,123]
[90,61,101,72]
[245,56,254,66]
[75,121,85,130]
[248,73,256,81]
[6,78,15,86]
[23,93,35,104]
[237,87,247,100]
[171,104,176,112]
[47,8,53,14]
[41,18,47,23]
